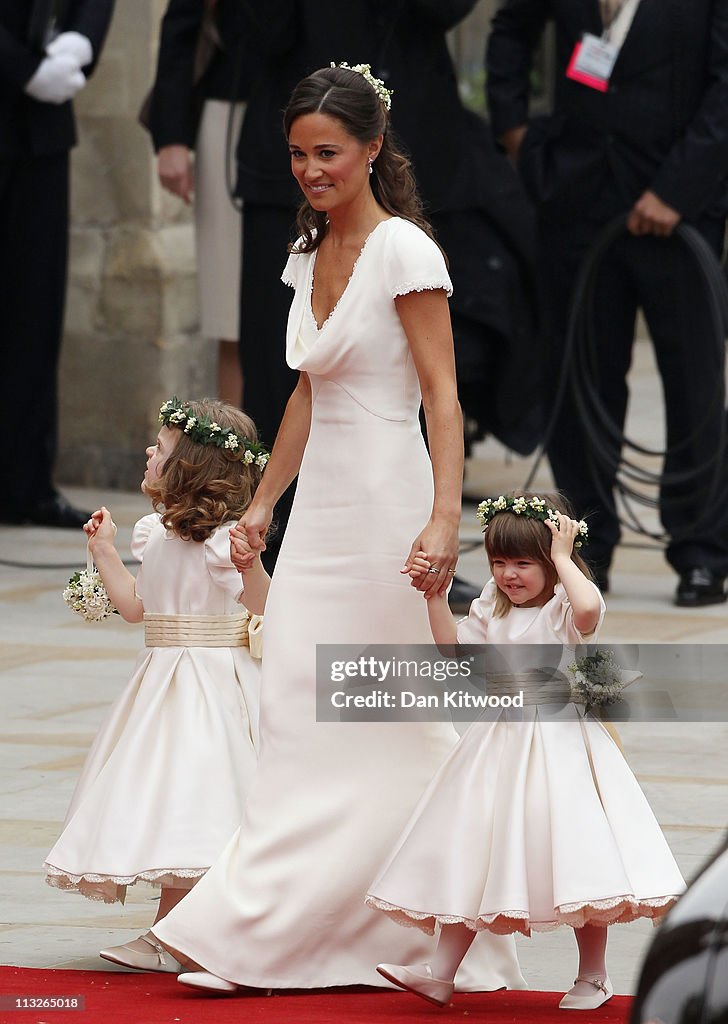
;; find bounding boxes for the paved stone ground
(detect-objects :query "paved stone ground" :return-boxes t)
[1,340,726,995]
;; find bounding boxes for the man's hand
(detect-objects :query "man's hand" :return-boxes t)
[46,31,93,68]
[627,190,682,237]
[157,145,195,204]
[24,53,86,104]
[499,124,527,165]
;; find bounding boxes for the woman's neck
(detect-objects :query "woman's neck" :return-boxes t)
[325,191,389,247]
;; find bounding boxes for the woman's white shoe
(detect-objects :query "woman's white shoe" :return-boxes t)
[376,962,454,1007]
[177,970,238,993]
[559,975,614,1010]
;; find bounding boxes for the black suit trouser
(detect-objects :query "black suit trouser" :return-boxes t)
[0,152,69,511]
[541,213,728,577]
[238,202,299,572]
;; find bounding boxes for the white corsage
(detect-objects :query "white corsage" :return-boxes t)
[63,549,117,622]
[568,648,627,714]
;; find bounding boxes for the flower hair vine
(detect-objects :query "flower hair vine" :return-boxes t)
[159,397,270,470]
[476,495,589,548]
[331,62,393,110]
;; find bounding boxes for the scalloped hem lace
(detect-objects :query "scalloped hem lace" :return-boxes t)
[365,892,681,937]
[44,864,208,903]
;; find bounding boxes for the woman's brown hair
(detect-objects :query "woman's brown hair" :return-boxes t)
[283,65,440,255]
[484,491,593,618]
[145,399,262,542]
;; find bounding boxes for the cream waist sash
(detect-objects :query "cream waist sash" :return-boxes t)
[486,671,580,706]
[144,612,263,656]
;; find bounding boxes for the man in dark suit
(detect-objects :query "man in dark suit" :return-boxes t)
[237,0,538,579]
[487,0,728,605]
[0,0,115,527]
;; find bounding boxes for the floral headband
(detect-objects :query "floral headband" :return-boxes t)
[159,397,269,470]
[476,495,588,548]
[331,61,393,110]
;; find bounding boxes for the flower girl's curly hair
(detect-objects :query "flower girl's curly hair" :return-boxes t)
[283,64,442,256]
[485,491,593,618]
[145,399,262,542]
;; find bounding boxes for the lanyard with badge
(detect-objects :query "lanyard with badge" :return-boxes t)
[566,0,641,92]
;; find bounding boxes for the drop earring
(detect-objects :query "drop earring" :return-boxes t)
[368,157,374,175]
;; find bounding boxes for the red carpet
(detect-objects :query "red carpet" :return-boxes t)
[0,968,633,1024]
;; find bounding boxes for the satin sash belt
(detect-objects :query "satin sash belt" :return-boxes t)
[486,671,582,706]
[144,612,252,648]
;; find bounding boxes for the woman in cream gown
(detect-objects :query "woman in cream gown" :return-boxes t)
[151,64,524,993]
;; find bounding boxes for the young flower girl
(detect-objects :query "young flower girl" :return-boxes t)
[367,492,684,1010]
[44,398,267,971]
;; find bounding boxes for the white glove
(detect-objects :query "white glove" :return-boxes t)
[24,52,86,104]
[46,31,93,68]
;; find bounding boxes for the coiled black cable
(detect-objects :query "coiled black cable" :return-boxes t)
[524,215,728,544]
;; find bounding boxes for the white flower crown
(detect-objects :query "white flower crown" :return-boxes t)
[331,61,393,110]
[476,494,588,548]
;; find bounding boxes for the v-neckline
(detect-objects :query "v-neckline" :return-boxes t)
[309,219,391,333]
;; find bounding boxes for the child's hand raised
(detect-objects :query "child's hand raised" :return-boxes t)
[84,507,117,549]
[544,513,581,562]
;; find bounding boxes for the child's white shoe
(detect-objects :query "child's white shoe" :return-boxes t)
[559,974,613,1010]
[99,931,181,973]
[376,962,454,1007]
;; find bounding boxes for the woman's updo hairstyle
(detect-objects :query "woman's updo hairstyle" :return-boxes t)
[283,64,438,253]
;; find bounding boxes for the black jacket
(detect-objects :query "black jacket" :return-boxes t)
[235,0,480,210]
[487,0,728,220]
[147,0,259,151]
[0,0,115,159]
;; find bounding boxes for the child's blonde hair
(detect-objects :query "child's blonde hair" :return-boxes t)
[484,491,593,618]
[145,399,262,542]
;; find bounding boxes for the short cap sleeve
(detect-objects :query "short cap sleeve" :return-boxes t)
[456,579,496,644]
[544,582,606,643]
[281,243,306,290]
[204,523,245,604]
[130,513,160,563]
[383,219,453,299]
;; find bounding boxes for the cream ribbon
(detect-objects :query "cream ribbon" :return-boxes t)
[144,612,263,658]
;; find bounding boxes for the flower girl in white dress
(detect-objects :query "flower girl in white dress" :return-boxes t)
[44,398,267,970]
[367,492,685,1010]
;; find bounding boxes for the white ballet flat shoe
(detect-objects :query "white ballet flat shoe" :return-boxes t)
[99,931,182,973]
[559,975,614,1010]
[376,962,454,1007]
[177,970,239,993]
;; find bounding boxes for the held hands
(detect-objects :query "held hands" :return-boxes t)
[402,519,459,599]
[24,33,93,105]
[230,525,258,574]
[83,507,118,552]
[157,145,195,204]
[626,190,681,237]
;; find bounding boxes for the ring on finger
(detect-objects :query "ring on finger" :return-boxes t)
[426,567,440,575]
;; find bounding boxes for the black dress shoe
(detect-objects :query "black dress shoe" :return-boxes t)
[675,567,727,608]
[0,494,91,530]
[448,574,481,614]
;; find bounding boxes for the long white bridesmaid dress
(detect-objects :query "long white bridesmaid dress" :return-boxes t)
[153,218,525,990]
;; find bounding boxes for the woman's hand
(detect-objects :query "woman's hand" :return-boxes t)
[230,501,273,571]
[230,525,258,573]
[403,518,459,599]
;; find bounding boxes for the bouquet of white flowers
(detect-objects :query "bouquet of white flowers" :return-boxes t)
[63,550,117,622]
[568,649,627,715]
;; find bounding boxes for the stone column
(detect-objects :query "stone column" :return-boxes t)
[57,0,215,490]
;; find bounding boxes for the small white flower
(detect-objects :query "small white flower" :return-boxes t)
[243,450,254,464]
[224,435,240,450]
[256,453,269,469]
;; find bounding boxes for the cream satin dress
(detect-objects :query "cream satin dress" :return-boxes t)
[367,580,685,936]
[44,515,261,903]
[153,218,525,990]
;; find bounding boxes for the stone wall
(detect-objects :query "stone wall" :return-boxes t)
[57,0,214,491]
[56,0,500,491]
